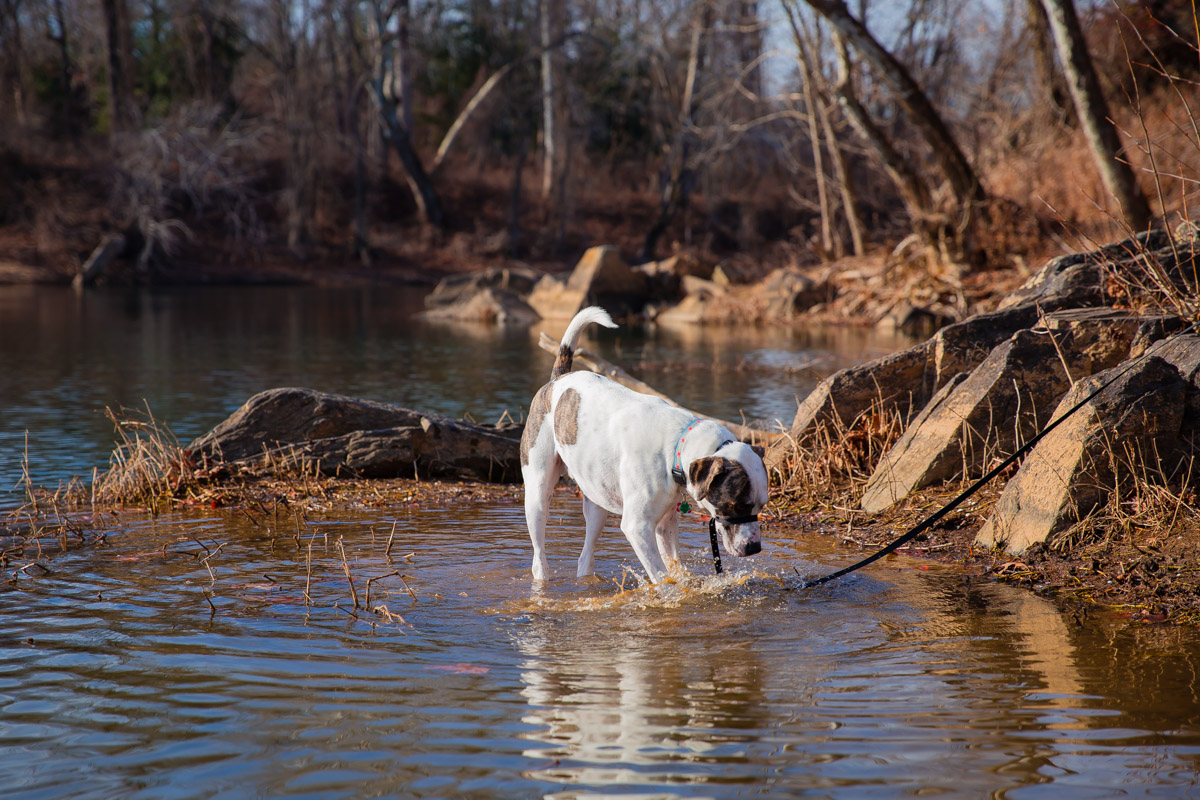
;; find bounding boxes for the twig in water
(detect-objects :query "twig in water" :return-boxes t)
[336,537,360,609]
[303,540,313,606]
[385,521,397,562]
[365,570,400,609]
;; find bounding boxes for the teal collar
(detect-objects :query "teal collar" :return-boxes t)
[670,418,702,486]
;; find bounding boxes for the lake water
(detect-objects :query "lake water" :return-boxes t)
[2,284,1200,798]
[0,284,906,503]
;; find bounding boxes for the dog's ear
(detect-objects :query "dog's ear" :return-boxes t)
[688,456,729,500]
[750,444,766,460]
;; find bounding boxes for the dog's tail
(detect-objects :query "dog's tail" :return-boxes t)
[552,306,616,380]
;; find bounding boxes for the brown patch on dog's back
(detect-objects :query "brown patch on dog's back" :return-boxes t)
[690,456,755,517]
[554,387,582,446]
[521,384,553,466]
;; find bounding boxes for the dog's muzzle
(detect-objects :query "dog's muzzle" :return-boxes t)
[715,514,761,556]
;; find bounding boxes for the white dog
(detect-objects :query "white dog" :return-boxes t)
[520,306,768,583]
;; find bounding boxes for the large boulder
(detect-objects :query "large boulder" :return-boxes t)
[789,302,1046,438]
[974,356,1188,553]
[422,287,538,325]
[859,309,1145,512]
[655,276,729,325]
[755,268,831,319]
[528,246,647,319]
[423,266,539,310]
[998,225,1199,311]
[187,388,523,482]
[786,339,935,440]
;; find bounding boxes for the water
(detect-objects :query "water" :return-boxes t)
[3,502,1200,798]
[3,284,1200,797]
[0,284,906,501]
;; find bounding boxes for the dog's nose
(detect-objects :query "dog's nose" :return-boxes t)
[743,540,761,556]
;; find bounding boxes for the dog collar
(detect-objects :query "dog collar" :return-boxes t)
[670,418,702,486]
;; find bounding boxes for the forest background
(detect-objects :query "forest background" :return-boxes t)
[0,0,1197,294]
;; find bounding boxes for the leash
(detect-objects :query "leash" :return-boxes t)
[797,317,1200,590]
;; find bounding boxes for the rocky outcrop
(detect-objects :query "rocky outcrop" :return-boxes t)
[187,388,523,482]
[974,355,1189,553]
[755,268,832,320]
[423,267,540,324]
[859,310,1145,512]
[527,246,647,319]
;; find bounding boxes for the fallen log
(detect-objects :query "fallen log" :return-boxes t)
[536,332,783,446]
[187,387,523,482]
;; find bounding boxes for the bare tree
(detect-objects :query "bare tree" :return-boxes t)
[803,0,985,210]
[1038,0,1153,230]
[366,0,444,229]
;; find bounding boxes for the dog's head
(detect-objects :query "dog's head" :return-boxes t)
[687,442,769,558]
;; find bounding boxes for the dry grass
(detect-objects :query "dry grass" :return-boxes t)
[769,399,905,511]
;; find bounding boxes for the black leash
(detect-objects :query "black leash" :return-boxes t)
[796,317,1199,590]
[708,520,723,574]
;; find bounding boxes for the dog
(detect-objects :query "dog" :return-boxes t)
[520,306,768,583]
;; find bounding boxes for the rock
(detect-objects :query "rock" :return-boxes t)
[787,302,1037,439]
[876,301,956,337]
[997,226,1199,311]
[930,303,1047,388]
[1143,333,1200,430]
[786,339,936,442]
[756,268,830,319]
[711,263,745,286]
[859,310,1144,512]
[526,274,587,321]
[528,245,647,319]
[975,356,1187,553]
[187,387,523,482]
[422,287,538,325]
[424,266,539,310]
[655,276,730,325]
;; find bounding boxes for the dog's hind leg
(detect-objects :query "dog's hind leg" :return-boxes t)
[522,456,563,583]
[577,496,607,578]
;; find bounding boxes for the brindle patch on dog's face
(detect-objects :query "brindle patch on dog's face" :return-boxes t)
[554,387,582,446]
[520,383,553,466]
[689,456,756,518]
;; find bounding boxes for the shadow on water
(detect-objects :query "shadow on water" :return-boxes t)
[2,496,1199,797]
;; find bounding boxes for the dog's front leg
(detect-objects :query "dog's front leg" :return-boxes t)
[577,496,607,578]
[654,509,680,574]
[619,511,670,584]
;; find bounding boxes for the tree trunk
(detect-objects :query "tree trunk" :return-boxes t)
[832,32,932,228]
[100,0,133,134]
[641,1,712,261]
[796,34,834,258]
[1038,0,1153,230]
[804,0,985,208]
[374,90,444,229]
[539,0,557,201]
[368,0,444,230]
[1024,0,1074,126]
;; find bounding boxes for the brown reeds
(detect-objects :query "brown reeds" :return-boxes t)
[770,397,905,510]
